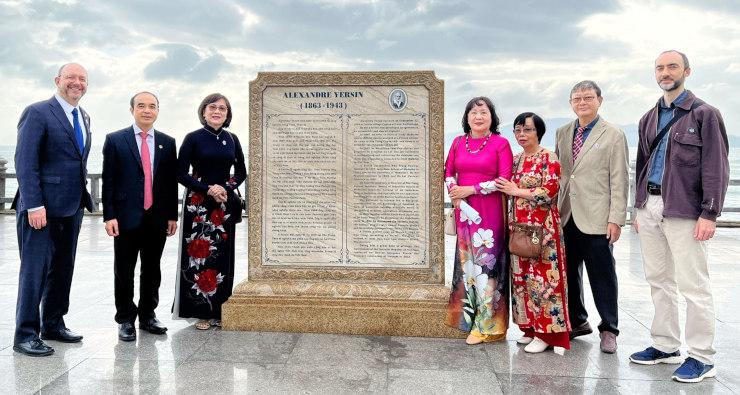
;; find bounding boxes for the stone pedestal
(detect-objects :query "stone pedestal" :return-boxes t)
[223,281,463,338]
[223,71,458,338]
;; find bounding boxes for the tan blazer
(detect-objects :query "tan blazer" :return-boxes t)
[555,117,629,234]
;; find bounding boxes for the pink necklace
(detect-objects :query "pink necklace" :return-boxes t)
[465,132,491,154]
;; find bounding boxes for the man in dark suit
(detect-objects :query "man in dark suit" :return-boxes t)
[12,63,95,356]
[102,91,178,341]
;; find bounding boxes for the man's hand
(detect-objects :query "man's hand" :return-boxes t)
[105,219,119,237]
[166,220,178,236]
[28,208,47,230]
[694,217,716,241]
[606,222,621,244]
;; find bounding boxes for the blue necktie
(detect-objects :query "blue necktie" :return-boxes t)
[72,108,84,153]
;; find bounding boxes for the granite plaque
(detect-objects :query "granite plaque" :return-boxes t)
[247,71,444,282]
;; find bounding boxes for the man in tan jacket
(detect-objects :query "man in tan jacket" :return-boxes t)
[555,80,629,354]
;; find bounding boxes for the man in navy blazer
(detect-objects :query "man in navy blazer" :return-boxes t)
[102,92,178,341]
[12,63,95,356]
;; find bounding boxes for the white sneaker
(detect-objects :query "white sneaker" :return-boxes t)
[524,337,550,353]
[516,336,533,345]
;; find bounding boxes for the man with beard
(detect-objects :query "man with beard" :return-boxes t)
[629,50,729,383]
[12,63,95,356]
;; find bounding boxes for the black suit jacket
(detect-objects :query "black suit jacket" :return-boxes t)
[102,127,178,231]
[12,96,94,216]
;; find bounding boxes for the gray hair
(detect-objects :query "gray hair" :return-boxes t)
[570,80,602,99]
[659,50,690,69]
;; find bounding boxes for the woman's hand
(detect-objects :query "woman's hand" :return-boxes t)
[494,177,520,197]
[452,198,462,209]
[449,185,475,200]
[208,185,228,203]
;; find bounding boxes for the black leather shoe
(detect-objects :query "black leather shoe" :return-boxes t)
[13,339,54,356]
[140,317,167,334]
[569,321,594,339]
[41,328,83,343]
[118,322,136,341]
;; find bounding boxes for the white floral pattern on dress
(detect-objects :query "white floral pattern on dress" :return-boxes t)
[478,181,497,194]
[463,259,487,292]
[459,209,473,225]
[472,228,494,249]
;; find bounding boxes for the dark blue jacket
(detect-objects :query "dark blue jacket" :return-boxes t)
[101,127,178,230]
[12,96,94,216]
[102,126,177,229]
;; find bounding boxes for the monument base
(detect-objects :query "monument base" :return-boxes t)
[222,280,465,338]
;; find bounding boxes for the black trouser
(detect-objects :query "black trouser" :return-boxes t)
[113,210,166,324]
[563,219,619,335]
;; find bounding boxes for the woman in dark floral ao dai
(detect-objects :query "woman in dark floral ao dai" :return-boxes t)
[172,93,246,330]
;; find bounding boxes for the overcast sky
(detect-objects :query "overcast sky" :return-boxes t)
[2,0,739,150]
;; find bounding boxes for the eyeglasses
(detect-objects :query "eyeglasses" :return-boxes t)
[207,104,228,112]
[570,96,596,103]
[468,110,490,117]
[60,74,87,83]
[513,127,535,134]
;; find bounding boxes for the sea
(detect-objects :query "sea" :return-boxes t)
[1,145,739,221]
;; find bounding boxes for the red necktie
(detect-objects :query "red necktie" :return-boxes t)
[572,126,585,161]
[140,131,153,210]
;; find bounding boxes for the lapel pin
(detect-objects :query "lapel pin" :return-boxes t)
[688,128,695,133]
[222,140,227,145]
[158,144,163,149]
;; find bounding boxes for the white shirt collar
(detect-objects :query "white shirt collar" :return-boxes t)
[133,123,154,137]
[54,92,78,115]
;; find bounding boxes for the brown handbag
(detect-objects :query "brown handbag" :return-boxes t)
[508,223,544,258]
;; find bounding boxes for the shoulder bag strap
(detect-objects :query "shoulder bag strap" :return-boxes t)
[648,99,704,157]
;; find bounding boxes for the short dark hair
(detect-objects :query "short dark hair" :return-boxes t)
[659,50,690,69]
[513,112,546,143]
[130,91,159,109]
[461,96,500,135]
[198,93,232,128]
[570,80,602,99]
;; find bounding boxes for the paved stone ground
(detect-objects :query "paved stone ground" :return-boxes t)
[0,214,738,394]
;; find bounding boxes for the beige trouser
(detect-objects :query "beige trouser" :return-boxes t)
[636,195,716,365]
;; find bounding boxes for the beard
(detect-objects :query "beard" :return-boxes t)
[659,78,683,92]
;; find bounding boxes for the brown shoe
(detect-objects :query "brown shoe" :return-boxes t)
[569,321,593,339]
[600,331,617,354]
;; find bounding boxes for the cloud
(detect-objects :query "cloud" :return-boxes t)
[144,44,230,83]
[1,0,739,151]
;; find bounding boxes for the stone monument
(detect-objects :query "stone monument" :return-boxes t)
[222,71,461,338]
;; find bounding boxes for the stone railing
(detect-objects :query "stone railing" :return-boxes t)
[0,157,247,215]
[441,160,740,227]
[0,157,737,225]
